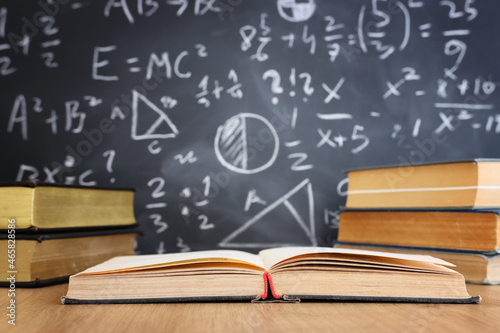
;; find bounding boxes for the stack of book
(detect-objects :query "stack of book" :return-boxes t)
[337,159,500,284]
[0,181,138,287]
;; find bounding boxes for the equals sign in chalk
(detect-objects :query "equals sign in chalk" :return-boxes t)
[127,57,141,72]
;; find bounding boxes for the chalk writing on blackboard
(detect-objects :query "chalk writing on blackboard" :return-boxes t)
[1,0,499,255]
[219,178,316,248]
[131,90,179,140]
[214,113,280,174]
[277,0,316,23]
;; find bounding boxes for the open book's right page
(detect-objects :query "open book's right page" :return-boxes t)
[258,247,481,303]
[258,246,455,271]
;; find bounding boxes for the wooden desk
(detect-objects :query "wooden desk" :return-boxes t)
[1,284,499,332]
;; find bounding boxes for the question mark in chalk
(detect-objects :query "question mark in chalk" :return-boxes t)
[103,150,116,184]
[262,69,283,105]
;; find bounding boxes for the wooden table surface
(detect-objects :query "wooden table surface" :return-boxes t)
[1,283,499,332]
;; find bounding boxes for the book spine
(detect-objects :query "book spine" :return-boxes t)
[260,272,280,300]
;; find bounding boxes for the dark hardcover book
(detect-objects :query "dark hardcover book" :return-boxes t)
[1,227,139,287]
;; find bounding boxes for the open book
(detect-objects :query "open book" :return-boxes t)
[62,247,480,304]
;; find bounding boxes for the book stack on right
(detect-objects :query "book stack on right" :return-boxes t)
[337,159,500,285]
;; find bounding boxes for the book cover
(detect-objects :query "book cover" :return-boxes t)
[343,159,500,209]
[0,181,136,230]
[0,227,140,287]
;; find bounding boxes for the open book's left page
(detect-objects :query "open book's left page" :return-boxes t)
[63,250,267,303]
[78,250,266,275]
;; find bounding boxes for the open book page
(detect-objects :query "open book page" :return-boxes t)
[78,250,266,275]
[258,247,456,272]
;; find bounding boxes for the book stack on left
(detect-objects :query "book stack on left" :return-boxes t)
[336,159,500,285]
[0,181,138,287]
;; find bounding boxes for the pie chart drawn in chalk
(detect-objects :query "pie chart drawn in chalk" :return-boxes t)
[214,113,280,174]
[277,0,316,23]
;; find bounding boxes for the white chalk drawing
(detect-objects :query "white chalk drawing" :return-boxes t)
[219,178,317,248]
[150,213,168,234]
[176,237,190,252]
[157,241,166,254]
[83,95,103,107]
[244,189,267,212]
[173,150,198,164]
[324,209,339,229]
[214,113,279,174]
[145,202,167,209]
[148,140,162,154]
[131,89,179,140]
[180,187,192,198]
[102,149,116,183]
[160,96,178,109]
[277,0,316,23]
[288,152,313,171]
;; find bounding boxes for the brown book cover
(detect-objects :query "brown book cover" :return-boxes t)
[343,159,500,209]
[0,227,140,287]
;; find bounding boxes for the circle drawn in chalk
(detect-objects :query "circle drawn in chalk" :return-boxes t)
[277,0,316,23]
[214,113,279,174]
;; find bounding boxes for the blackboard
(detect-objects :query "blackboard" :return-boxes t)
[1,0,500,254]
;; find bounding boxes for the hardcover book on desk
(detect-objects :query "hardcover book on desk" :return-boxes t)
[0,181,136,230]
[0,228,138,287]
[344,159,500,209]
[337,210,500,253]
[336,208,500,284]
[0,181,139,287]
[62,247,480,304]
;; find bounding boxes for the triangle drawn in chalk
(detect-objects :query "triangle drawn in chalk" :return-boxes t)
[218,178,317,248]
[131,90,179,140]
